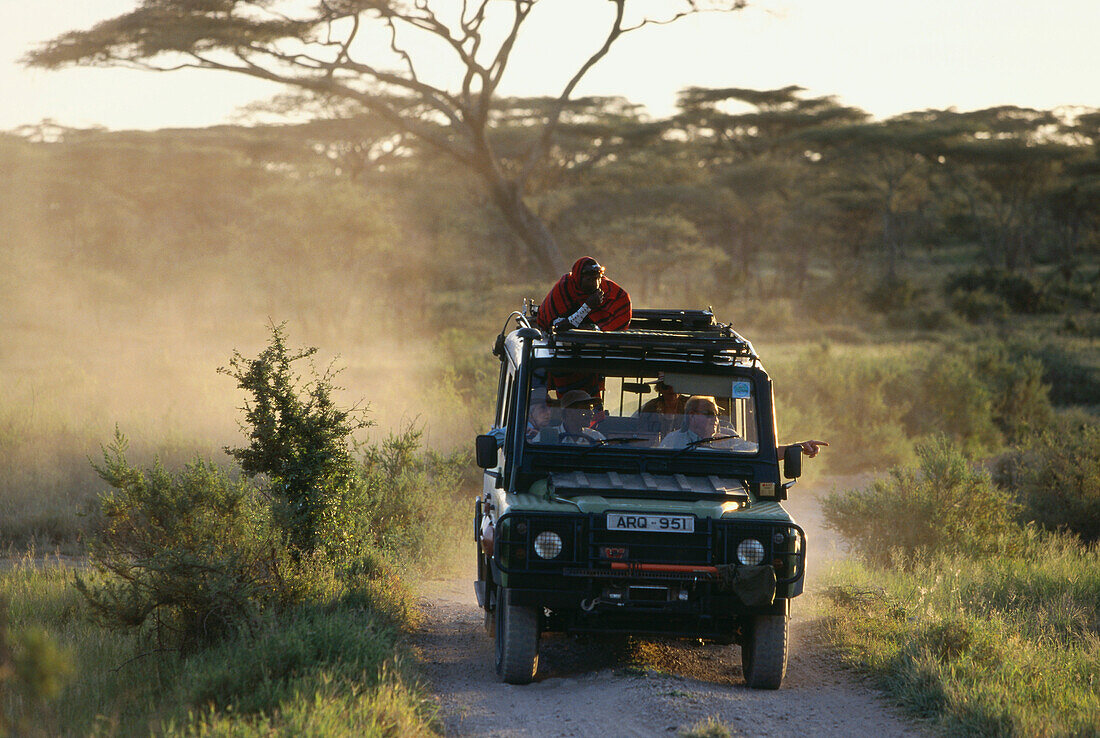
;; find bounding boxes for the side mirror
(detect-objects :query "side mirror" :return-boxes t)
[783,445,803,480]
[475,434,499,469]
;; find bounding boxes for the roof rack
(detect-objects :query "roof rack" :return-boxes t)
[628,309,718,332]
[519,304,759,365]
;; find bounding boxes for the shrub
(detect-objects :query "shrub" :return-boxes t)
[1022,339,1100,406]
[972,342,1054,443]
[0,606,74,736]
[358,424,472,575]
[220,323,371,557]
[771,346,913,474]
[905,341,1054,449]
[864,275,920,313]
[902,353,1001,455]
[884,303,961,332]
[941,268,1060,314]
[76,431,273,647]
[943,269,1063,314]
[76,327,464,650]
[998,418,1100,542]
[948,288,1010,323]
[822,436,1021,566]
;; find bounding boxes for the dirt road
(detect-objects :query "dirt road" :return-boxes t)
[413,477,927,737]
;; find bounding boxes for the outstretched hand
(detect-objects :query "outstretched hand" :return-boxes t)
[796,440,829,458]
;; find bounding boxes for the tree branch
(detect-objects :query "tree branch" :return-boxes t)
[517,0,626,188]
[186,50,473,165]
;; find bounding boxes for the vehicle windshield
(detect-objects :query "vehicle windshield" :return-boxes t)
[526,371,759,454]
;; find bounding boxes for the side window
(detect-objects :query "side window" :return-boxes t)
[501,369,516,430]
[495,365,513,428]
[501,369,519,457]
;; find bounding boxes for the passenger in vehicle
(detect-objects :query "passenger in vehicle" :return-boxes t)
[549,390,606,445]
[536,257,631,333]
[638,377,686,436]
[659,396,828,458]
[526,396,552,440]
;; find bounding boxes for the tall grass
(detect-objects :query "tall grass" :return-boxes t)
[0,555,435,736]
[822,437,1100,737]
[824,535,1100,737]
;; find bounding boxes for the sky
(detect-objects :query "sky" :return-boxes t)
[2,0,1099,132]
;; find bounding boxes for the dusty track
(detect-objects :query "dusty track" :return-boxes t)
[413,476,927,737]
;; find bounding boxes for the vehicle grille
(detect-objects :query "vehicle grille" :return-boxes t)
[497,512,799,579]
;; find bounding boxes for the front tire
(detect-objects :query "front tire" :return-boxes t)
[495,587,539,684]
[742,614,789,689]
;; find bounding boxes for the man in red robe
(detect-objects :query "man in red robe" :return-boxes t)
[535,257,631,404]
[536,257,631,332]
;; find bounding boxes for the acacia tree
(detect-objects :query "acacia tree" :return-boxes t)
[26,0,744,277]
[671,86,867,288]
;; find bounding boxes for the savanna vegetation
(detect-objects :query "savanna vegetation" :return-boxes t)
[3,7,1100,729]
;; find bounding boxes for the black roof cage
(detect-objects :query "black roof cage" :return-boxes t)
[516,304,759,365]
[628,309,718,332]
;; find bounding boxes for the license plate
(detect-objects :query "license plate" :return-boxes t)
[606,513,694,533]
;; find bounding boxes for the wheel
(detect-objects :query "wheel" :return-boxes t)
[741,614,789,689]
[495,587,540,684]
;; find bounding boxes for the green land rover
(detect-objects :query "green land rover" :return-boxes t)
[473,308,809,688]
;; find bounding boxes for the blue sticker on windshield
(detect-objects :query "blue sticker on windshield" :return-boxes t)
[731,381,752,398]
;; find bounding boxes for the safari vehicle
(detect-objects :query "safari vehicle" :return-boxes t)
[473,308,807,688]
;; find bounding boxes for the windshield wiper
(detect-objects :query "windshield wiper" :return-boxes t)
[671,434,740,459]
[576,436,646,457]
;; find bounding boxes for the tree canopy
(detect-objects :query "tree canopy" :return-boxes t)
[26,0,746,276]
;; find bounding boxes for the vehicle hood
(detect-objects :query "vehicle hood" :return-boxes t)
[499,475,796,523]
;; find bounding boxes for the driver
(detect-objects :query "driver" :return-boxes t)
[551,390,606,445]
[659,395,829,458]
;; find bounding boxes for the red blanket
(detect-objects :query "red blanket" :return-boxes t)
[536,257,632,332]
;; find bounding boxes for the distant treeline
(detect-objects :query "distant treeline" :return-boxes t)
[4,87,1099,310]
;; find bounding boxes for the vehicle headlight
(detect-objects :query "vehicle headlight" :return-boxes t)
[533,531,563,559]
[737,538,765,566]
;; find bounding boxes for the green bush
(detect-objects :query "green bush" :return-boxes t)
[974,343,1054,443]
[1023,339,1100,406]
[944,269,1063,314]
[221,323,371,558]
[884,303,962,332]
[77,431,273,647]
[998,418,1100,542]
[358,425,472,576]
[75,326,467,651]
[822,437,1021,566]
[902,353,1001,455]
[864,275,921,313]
[949,288,1010,323]
[0,604,75,737]
[771,346,914,474]
[905,341,1054,449]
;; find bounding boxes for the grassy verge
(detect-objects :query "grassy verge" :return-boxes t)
[1,553,437,737]
[822,534,1100,737]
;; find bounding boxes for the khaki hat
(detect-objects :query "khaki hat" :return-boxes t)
[559,389,599,409]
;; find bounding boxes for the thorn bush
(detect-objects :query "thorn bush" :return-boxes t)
[219,322,372,558]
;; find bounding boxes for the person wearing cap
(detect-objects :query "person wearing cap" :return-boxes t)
[536,256,632,333]
[659,396,829,459]
[550,390,606,445]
